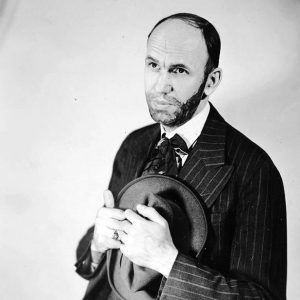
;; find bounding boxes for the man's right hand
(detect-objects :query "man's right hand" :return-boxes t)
[91,189,126,253]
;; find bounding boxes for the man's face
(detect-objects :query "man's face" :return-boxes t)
[144,19,209,128]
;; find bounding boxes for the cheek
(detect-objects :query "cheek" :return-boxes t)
[173,78,201,103]
[144,69,157,93]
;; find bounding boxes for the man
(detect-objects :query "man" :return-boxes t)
[75,13,286,299]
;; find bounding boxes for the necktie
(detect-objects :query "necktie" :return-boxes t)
[142,133,189,176]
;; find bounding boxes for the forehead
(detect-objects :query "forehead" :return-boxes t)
[147,19,208,67]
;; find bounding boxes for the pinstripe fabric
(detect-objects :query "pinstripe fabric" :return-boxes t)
[75,104,286,300]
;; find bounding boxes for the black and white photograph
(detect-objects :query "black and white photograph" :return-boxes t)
[0,0,299,299]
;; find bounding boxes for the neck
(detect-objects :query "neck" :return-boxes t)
[162,97,209,133]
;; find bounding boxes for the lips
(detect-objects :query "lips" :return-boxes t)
[146,94,179,112]
[153,100,171,106]
[151,100,173,111]
[151,96,176,106]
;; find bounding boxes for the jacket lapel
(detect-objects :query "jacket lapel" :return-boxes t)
[180,104,234,209]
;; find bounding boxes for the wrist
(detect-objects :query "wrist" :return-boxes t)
[156,245,178,278]
[91,238,107,252]
[91,240,105,263]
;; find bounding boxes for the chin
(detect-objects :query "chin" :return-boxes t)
[150,110,179,126]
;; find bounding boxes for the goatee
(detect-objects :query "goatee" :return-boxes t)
[148,78,207,127]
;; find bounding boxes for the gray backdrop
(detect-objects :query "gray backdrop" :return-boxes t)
[0,0,299,299]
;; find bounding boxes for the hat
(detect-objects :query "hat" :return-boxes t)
[107,174,207,300]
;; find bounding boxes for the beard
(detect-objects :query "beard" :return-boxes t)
[146,78,207,128]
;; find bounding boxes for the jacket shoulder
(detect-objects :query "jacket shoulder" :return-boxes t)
[225,122,281,185]
[121,123,159,149]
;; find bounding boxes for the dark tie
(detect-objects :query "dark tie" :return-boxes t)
[142,133,189,176]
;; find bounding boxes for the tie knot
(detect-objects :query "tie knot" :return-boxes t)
[142,133,189,176]
[158,133,189,155]
[170,133,189,154]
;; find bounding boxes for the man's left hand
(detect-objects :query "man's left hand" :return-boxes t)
[119,204,178,278]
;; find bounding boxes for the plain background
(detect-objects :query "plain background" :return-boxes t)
[0,0,299,299]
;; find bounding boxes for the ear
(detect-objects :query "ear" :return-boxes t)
[203,68,222,97]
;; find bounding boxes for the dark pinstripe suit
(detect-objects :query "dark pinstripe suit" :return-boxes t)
[76,104,286,300]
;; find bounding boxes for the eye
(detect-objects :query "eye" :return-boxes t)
[171,67,188,74]
[148,62,159,70]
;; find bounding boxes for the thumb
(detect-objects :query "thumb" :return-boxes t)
[136,204,166,226]
[103,189,115,208]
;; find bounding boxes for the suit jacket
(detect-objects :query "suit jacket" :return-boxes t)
[75,104,286,300]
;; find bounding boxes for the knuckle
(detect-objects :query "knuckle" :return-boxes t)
[124,209,131,216]
[147,207,155,214]
[97,207,106,216]
[110,208,123,219]
[161,218,168,227]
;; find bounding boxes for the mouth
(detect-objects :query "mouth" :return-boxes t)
[151,97,175,107]
[151,101,173,111]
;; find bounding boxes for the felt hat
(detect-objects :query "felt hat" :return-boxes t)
[107,174,207,300]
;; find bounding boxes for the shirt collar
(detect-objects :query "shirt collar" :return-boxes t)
[160,99,210,149]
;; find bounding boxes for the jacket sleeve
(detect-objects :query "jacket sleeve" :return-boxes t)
[160,161,287,300]
[74,136,130,280]
[74,226,108,280]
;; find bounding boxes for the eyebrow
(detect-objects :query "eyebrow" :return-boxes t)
[170,63,188,70]
[145,55,159,63]
[145,56,190,70]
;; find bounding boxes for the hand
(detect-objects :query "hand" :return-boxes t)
[91,190,128,253]
[119,204,178,278]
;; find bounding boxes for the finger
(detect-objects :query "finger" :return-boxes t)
[120,220,132,234]
[96,207,125,220]
[120,244,126,254]
[109,228,125,244]
[103,189,114,208]
[98,218,132,231]
[106,232,122,248]
[124,209,144,224]
[118,231,128,244]
[110,229,128,246]
[109,240,122,249]
[92,228,122,251]
[95,218,127,231]
[94,226,114,239]
[119,244,130,257]
[136,204,167,226]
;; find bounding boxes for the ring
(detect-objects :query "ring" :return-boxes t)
[112,230,119,241]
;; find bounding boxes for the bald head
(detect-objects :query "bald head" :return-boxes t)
[147,19,209,73]
[148,18,207,51]
[147,19,209,86]
[148,13,221,75]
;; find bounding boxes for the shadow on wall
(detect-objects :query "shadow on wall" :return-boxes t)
[0,0,19,49]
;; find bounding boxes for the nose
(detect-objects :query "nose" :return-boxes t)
[154,71,173,94]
